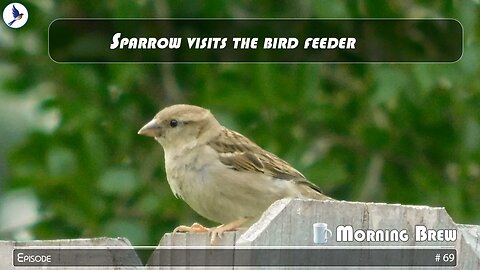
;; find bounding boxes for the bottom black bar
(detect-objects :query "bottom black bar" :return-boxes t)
[13,248,456,267]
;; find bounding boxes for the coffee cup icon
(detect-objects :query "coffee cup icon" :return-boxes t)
[313,223,332,244]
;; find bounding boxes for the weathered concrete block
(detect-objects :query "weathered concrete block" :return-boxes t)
[154,199,480,269]
[238,199,456,246]
[1,200,477,269]
[456,224,480,269]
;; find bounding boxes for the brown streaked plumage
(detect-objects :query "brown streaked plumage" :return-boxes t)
[208,128,328,199]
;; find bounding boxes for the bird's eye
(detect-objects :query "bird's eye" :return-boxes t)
[169,119,178,128]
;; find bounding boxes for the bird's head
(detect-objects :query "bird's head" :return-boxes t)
[138,104,221,150]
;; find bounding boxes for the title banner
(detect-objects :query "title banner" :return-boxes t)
[48,19,462,63]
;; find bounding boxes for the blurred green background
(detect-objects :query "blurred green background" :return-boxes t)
[0,0,479,246]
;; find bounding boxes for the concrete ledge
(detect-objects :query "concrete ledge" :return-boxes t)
[155,198,480,269]
[0,200,478,269]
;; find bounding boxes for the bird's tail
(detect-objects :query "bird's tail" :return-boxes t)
[296,180,336,201]
[8,20,15,26]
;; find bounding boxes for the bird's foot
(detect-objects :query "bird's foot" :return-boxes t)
[173,222,209,234]
[208,217,249,245]
[172,223,236,245]
[172,218,249,245]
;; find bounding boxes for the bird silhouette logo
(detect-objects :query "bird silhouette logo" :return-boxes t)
[3,3,28,28]
[8,5,23,26]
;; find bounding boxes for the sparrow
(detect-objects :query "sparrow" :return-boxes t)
[8,5,24,27]
[138,104,332,244]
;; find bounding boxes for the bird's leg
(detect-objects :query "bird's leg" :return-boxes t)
[172,218,250,245]
[209,217,249,245]
[173,222,209,233]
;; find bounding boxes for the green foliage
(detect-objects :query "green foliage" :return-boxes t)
[0,1,479,245]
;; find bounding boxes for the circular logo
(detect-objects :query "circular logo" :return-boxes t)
[3,3,28,29]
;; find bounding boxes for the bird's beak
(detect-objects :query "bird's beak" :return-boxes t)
[138,119,161,137]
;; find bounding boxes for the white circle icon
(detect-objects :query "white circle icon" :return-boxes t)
[3,3,28,28]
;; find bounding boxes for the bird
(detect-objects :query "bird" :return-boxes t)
[138,104,333,244]
[8,5,24,27]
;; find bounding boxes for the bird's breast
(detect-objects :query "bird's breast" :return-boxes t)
[163,144,253,223]
[162,144,303,224]
[163,145,212,199]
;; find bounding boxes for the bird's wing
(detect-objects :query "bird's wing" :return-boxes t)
[12,5,20,17]
[208,128,326,195]
[208,128,321,190]
[207,128,329,198]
